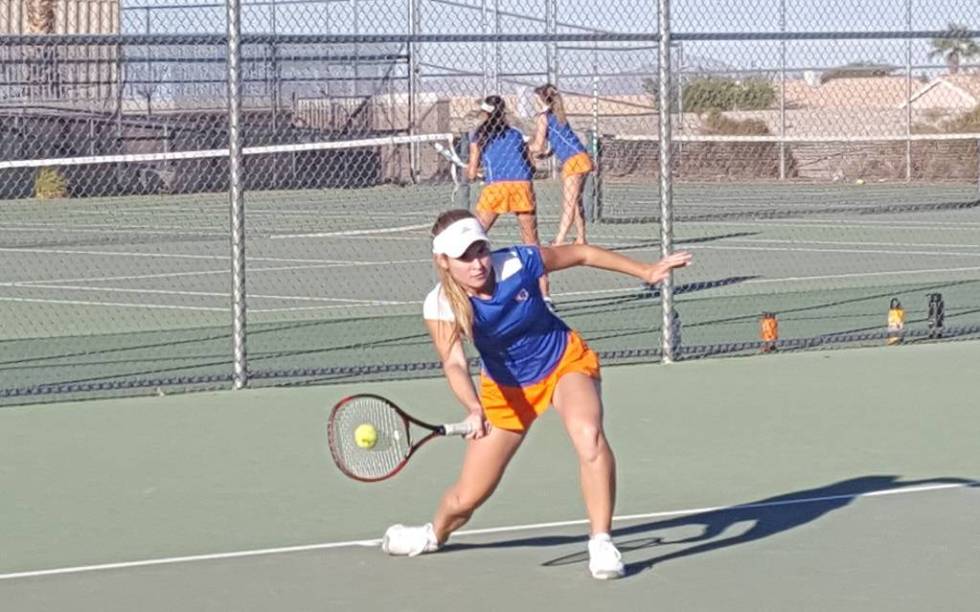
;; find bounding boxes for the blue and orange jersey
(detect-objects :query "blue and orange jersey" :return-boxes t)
[476,127,534,184]
[423,245,569,387]
[545,112,588,164]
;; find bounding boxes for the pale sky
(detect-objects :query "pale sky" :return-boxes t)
[120,0,979,101]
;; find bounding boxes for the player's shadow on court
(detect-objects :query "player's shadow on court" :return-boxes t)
[444,475,976,578]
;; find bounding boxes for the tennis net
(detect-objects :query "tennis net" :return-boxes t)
[0,133,459,401]
[592,133,980,224]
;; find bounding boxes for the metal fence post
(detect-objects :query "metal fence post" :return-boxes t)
[658,0,675,363]
[226,0,248,389]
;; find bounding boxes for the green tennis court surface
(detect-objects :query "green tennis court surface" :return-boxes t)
[2,180,979,399]
[2,341,977,610]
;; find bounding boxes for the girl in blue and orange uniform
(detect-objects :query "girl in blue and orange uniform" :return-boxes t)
[467,95,551,304]
[382,209,693,580]
[529,83,594,246]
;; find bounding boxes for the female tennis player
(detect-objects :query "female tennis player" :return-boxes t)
[381,209,692,579]
[528,83,594,246]
[467,95,552,305]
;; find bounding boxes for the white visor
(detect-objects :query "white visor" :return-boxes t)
[432,218,490,258]
[479,101,495,113]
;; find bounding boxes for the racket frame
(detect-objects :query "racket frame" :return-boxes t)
[327,393,471,483]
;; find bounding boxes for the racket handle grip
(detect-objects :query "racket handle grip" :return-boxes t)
[440,421,474,437]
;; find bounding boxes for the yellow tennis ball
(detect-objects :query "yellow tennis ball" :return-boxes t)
[354,423,378,449]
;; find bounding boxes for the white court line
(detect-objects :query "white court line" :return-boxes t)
[271,223,431,239]
[0,247,227,261]
[0,296,227,312]
[253,287,645,313]
[247,265,980,314]
[742,265,980,284]
[3,259,429,287]
[0,481,972,582]
[680,219,980,232]
[1,269,230,286]
[691,244,980,258]
[0,246,430,269]
[0,224,225,237]
[755,218,980,228]
[602,238,980,250]
[251,304,414,314]
[605,241,980,258]
[8,284,418,306]
[730,238,980,249]
[5,265,979,315]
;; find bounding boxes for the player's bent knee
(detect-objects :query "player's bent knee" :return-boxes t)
[573,424,607,464]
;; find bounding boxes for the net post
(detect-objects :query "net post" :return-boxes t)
[587,50,602,223]
[586,130,602,223]
[455,131,472,210]
[408,0,421,181]
[226,0,248,389]
[779,0,786,180]
[658,0,675,364]
[905,0,912,183]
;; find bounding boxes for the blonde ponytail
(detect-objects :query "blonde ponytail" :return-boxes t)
[534,83,567,124]
[436,264,474,343]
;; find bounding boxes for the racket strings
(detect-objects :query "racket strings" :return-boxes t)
[331,398,412,480]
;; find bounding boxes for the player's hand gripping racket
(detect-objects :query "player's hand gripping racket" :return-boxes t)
[328,394,474,482]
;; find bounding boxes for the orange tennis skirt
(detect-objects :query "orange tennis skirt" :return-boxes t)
[480,331,600,432]
[561,152,594,179]
[476,181,536,214]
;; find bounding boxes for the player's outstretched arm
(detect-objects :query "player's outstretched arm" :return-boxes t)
[541,244,693,285]
[425,319,489,439]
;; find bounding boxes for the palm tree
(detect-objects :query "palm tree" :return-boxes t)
[929,23,980,75]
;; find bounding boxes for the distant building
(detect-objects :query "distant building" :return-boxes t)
[0,0,120,106]
[0,0,118,34]
[905,74,980,112]
[784,76,910,110]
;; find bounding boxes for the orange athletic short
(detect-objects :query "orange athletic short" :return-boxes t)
[476,181,536,214]
[561,152,594,179]
[479,331,601,432]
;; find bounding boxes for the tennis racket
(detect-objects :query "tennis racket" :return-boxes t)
[327,393,474,483]
[433,141,465,197]
[433,141,466,169]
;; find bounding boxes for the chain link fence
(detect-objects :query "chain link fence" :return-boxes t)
[2,0,979,403]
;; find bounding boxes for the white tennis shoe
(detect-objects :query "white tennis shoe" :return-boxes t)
[381,523,440,557]
[588,533,625,580]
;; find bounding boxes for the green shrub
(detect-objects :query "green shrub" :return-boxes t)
[34,167,68,199]
[683,78,776,113]
[701,109,772,135]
